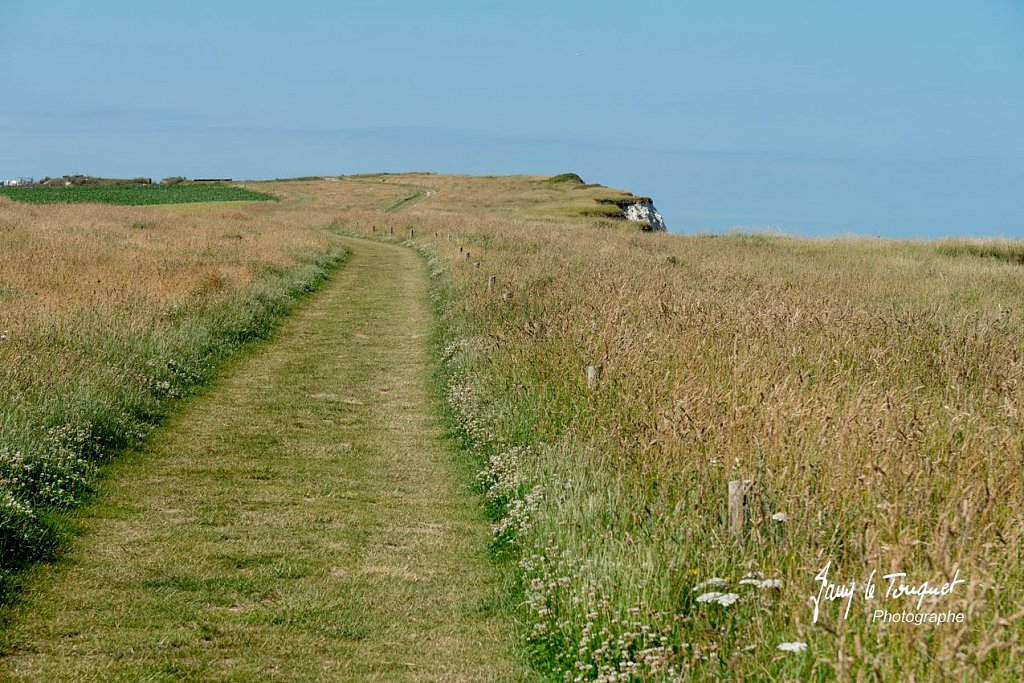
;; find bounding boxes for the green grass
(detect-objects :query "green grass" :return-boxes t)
[0,183,275,206]
[543,173,585,185]
[0,245,346,602]
[936,238,1024,265]
[381,191,426,212]
[0,237,536,681]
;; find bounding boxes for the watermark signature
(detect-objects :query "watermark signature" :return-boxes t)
[810,561,966,625]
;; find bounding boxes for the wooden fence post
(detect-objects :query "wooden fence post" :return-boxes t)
[487,275,496,291]
[464,252,471,261]
[410,228,415,239]
[728,480,754,536]
[586,364,603,390]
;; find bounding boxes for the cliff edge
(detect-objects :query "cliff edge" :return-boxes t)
[621,198,667,232]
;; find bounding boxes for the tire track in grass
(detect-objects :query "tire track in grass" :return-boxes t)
[0,236,535,682]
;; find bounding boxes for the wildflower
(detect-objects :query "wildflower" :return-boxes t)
[739,578,783,589]
[778,641,807,653]
[693,577,728,591]
[716,592,740,606]
[771,512,789,522]
[696,591,740,606]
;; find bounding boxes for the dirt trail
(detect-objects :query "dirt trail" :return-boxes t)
[0,237,533,681]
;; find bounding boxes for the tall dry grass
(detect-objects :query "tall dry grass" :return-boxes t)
[336,174,1023,680]
[2,172,1020,679]
[0,180,408,593]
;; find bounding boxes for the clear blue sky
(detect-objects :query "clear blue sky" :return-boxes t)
[2,1,1022,238]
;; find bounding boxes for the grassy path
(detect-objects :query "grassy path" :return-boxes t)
[339,177,437,213]
[0,237,533,681]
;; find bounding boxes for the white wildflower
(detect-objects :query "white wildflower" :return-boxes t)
[778,641,807,653]
[739,578,783,589]
[771,512,789,522]
[693,577,728,591]
[716,592,740,606]
[696,591,740,606]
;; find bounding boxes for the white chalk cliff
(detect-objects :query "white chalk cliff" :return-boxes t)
[622,199,667,232]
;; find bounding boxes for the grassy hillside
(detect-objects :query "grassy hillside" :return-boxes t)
[327,174,1023,681]
[0,183,400,597]
[0,236,537,681]
[1,174,1020,680]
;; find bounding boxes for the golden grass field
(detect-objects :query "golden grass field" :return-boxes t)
[2,174,1021,680]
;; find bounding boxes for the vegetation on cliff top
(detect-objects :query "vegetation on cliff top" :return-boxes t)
[1,173,1020,680]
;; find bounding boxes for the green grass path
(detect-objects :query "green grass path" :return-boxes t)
[0,237,533,681]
